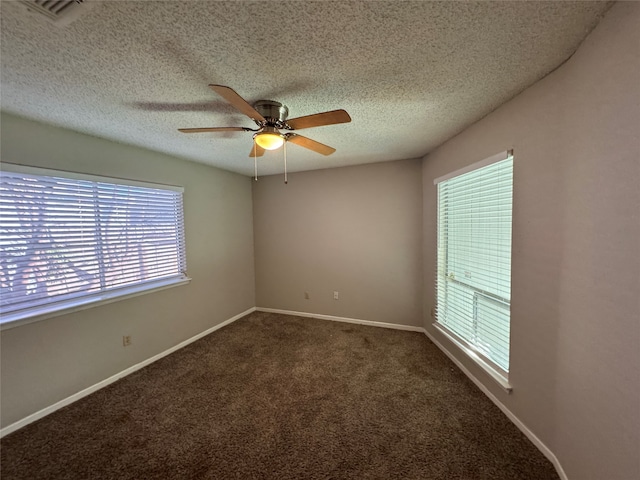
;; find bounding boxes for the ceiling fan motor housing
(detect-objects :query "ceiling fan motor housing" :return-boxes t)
[253,100,289,126]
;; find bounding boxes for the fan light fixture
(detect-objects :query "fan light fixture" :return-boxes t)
[254,127,284,150]
[179,85,352,159]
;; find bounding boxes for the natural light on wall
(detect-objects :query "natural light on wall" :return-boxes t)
[434,151,514,384]
[0,164,188,328]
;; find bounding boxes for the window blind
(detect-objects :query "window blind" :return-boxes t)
[0,166,187,323]
[435,154,513,374]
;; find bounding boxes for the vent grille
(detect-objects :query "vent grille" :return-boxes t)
[18,0,92,26]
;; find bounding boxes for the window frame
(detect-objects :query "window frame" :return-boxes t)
[0,163,190,330]
[433,151,514,391]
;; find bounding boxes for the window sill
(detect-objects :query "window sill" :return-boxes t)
[432,322,513,393]
[0,276,191,331]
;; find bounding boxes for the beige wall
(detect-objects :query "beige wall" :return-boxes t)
[253,159,423,326]
[0,113,256,428]
[422,3,639,479]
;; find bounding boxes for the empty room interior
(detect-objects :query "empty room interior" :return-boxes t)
[0,1,638,479]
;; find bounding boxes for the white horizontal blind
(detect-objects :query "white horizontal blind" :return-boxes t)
[436,155,513,374]
[0,168,186,322]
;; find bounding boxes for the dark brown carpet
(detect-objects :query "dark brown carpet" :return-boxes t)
[1,312,559,479]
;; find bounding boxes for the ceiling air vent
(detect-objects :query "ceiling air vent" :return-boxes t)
[18,0,93,26]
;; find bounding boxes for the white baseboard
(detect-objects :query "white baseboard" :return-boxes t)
[423,328,568,480]
[0,307,256,438]
[256,307,426,333]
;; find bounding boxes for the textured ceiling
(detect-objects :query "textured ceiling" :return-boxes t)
[0,1,612,176]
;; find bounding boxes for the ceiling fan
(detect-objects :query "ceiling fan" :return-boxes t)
[178,85,351,158]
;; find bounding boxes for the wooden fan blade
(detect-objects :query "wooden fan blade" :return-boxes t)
[209,85,266,122]
[286,133,336,156]
[178,127,253,133]
[286,109,351,130]
[249,143,266,157]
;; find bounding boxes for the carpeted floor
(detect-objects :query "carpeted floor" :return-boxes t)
[1,311,559,479]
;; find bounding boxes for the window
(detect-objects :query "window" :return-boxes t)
[0,164,188,327]
[434,151,513,382]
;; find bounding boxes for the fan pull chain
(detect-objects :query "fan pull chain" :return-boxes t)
[283,140,288,184]
[254,143,258,181]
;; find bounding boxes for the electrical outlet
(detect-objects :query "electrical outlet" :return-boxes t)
[304,291,310,300]
[122,335,132,347]
[333,291,339,300]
